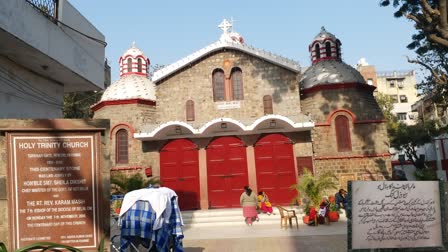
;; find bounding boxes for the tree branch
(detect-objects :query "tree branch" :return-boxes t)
[440,0,448,29]
[407,56,447,84]
[427,33,448,47]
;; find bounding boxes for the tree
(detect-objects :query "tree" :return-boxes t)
[375,93,399,131]
[63,91,102,118]
[380,0,448,104]
[389,120,443,180]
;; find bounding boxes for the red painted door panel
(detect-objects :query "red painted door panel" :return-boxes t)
[207,136,248,208]
[255,134,296,206]
[160,139,200,210]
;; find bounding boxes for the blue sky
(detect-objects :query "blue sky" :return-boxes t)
[71,0,418,82]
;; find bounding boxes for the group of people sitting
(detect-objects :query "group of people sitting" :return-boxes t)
[308,188,348,226]
[239,186,274,226]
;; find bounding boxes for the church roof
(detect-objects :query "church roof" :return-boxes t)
[300,59,366,89]
[152,19,300,83]
[100,75,156,101]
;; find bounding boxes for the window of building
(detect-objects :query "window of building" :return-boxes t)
[127,58,132,73]
[397,113,407,121]
[325,41,332,58]
[335,115,351,152]
[389,80,395,88]
[212,69,225,101]
[397,79,404,88]
[186,100,195,121]
[116,129,128,164]
[367,79,373,85]
[231,67,244,100]
[399,95,408,103]
[315,44,321,59]
[390,95,398,103]
[263,95,273,114]
[137,58,142,73]
[336,40,341,58]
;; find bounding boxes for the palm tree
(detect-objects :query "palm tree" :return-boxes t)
[290,169,338,208]
[110,172,161,195]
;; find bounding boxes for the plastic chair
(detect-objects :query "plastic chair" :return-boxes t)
[276,206,299,229]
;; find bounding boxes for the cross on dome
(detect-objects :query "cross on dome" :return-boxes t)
[218,19,232,33]
[132,41,136,48]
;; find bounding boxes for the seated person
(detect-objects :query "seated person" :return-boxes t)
[335,189,348,210]
[318,197,330,224]
[308,206,317,226]
[257,191,273,215]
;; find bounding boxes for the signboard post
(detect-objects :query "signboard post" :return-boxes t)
[7,132,102,249]
[348,181,448,251]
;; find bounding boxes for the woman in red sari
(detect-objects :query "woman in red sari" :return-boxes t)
[240,186,259,226]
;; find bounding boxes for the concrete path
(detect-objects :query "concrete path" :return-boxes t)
[182,219,347,251]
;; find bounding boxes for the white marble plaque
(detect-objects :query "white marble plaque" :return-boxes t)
[352,181,442,249]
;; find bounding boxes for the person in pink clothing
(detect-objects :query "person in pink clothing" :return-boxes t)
[240,186,259,226]
[258,191,273,215]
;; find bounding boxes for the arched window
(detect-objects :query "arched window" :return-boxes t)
[212,69,225,101]
[116,129,129,164]
[137,58,142,73]
[315,44,321,59]
[336,39,341,58]
[325,41,332,58]
[231,67,243,100]
[263,95,273,114]
[127,58,132,73]
[186,100,195,121]
[335,115,351,152]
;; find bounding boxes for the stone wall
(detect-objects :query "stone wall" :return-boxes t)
[301,87,383,122]
[94,103,156,169]
[156,49,301,123]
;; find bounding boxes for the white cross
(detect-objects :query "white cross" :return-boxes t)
[218,19,232,33]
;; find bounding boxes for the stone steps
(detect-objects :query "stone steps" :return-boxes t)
[181,207,305,228]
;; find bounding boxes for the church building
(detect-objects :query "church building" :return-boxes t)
[92,20,391,210]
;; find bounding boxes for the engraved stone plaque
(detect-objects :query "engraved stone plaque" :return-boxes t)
[351,181,443,250]
[7,132,101,249]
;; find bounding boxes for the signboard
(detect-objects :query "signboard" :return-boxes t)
[216,101,241,110]
[7,133,101,249]
[349,181,446,251]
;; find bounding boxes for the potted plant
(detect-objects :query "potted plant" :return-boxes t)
[110,172,161,215]
[290,169,337,223]
[328,196,339,222]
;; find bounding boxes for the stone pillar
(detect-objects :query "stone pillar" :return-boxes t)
[198,148,209,210]
[246,146,257,193]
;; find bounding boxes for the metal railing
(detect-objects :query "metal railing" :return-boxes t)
[25,0,58,22]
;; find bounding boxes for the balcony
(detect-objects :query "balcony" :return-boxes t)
[0,0,106,92]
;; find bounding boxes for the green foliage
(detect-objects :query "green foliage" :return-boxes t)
[380,0,448,106]
[414,167,438,181]
[390,120,442,167]
[375,93,399,131]
[290,169,338,207]
[63,91,102,119]
[110,172,161,195]
[329,202,338,212]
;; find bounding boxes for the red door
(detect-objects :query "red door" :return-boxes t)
[207,136,248,208]
[255,134,296,206]
[160,139,200,210]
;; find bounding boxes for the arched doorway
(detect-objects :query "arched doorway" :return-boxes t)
[160,139,200,210]
[255,134,296,205]
[207,136,248,208]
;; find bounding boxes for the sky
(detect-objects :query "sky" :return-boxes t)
[71,0,419,82]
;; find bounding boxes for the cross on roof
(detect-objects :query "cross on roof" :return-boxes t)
[218,19,232,33]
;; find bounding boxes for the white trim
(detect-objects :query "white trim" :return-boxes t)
[152,40,300,83]
[134,115,315,141]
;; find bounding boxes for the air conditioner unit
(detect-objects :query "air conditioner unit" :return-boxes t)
[398,82,404,88]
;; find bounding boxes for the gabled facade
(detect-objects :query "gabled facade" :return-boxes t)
[94,22,391,210]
